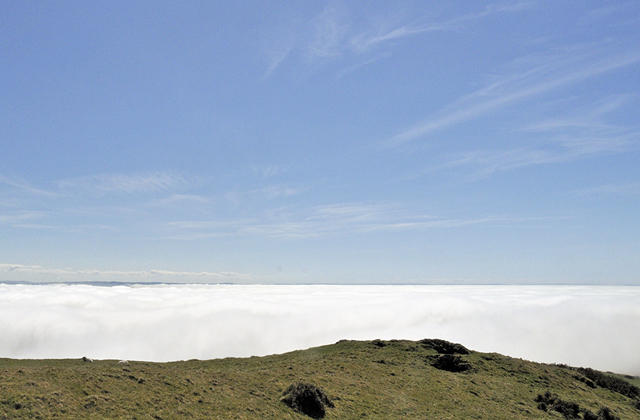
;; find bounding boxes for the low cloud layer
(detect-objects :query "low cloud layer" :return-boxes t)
[0,284,638,375]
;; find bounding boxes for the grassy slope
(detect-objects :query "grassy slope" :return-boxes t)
[1,339,639,419]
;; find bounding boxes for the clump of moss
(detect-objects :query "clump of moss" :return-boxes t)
[281,382,334,419]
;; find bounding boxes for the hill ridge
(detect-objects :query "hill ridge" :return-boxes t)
[1,339,639,419]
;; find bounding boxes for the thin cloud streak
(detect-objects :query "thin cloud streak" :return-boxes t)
[349,20,453,54]
[436,116,639,177]
[305,4,349,62]
[384,49,640,146]
[57,172,187,195]
[0,284,637,375]
[1,172,192,206]
[0,172,199,232]
[350,3,534,53]
[265,3,533,76]
[0,211,48,225]
[0,175,58,197]
[148,194,212,209]
[575,182,640,196]
[168,202,509,239]
[437,134,634,177]
[0,264,248,283]
[168,202,553,239]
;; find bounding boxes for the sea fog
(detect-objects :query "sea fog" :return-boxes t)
[1,284,638,375]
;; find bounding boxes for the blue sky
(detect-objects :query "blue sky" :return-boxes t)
[1,1,639,284]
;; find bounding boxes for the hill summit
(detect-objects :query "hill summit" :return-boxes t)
[1,339,639,419]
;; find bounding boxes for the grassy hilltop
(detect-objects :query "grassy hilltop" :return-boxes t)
[1,339,639,419]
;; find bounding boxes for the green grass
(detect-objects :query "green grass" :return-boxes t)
[1,339,639,419]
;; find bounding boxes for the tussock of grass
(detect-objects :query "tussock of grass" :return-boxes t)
[430,353,472,372]
[419,338,469,355]
[281,382,334,419]
[0,339,639,419]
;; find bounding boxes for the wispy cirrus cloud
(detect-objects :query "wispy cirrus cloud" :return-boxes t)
[259,184,305,199]
[224,182,306,203]
[578,3,629,26]
[264,3,532,76]
[1,172,188,199]
[426,94,640,178]
[0,210,48,225]
[0,175,58,197]
[435,131,636,179]
[305,3,350,62]
[148,194,212,209]
[575,182,640,196]
[349,2,533,54]
[384,47,640,147]
[170,202,411,239]
[57,172,187,195]
[0,263,249,283]
[0,171,196,232]
[251,164,286,178]
[167,219,258,239]
[168,201,542,239]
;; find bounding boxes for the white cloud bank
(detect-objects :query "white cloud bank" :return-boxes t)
[0,284,638,375]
